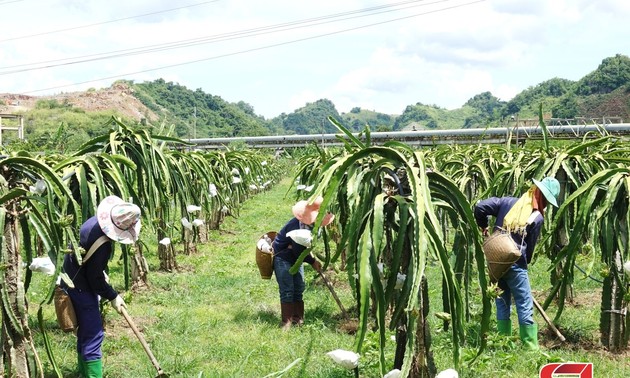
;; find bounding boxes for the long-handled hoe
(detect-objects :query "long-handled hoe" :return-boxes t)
[120,307,169,378]
[318,271,349,319]
[533,297,566,342]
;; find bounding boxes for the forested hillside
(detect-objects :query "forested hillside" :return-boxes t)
[132,79,271,138]
[341,107,396,131]
[130,53,630,133]
[462,54,630,127]
[1,54,629,149]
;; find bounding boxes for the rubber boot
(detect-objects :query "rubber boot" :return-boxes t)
[497,319,512,336]
[293,301,304,326]
[77,353,86,377]
[280,302,293,331]
[84,359,103,378]
[519,324,539,351]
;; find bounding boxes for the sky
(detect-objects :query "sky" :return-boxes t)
[1,0,629,119]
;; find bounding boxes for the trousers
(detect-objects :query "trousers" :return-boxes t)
[274,257,305,303]
[496,264,535,325]
[68,288,105,361]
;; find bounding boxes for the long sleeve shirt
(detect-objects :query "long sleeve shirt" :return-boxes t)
[62,216,118,300]
[474,196,544,269]
[272,217,315,265]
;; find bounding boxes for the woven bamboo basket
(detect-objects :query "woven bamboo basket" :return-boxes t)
[256,231,276,279]
[483,231,522,281]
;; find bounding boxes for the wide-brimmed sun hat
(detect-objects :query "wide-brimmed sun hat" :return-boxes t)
[97,196,141,244]
[292,196,335,226]
[533,177,560,208]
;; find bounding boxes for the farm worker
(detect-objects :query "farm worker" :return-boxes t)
[474,177,560,350]
[272,195,334,330]
[61,196,141,377]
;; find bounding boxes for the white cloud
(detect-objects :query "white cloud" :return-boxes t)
[288,90,321,113]
[493,83,521,103]
[1,0,629,118]
[491,0,550,16]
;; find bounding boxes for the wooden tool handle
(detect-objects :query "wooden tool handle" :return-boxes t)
[532,297,566,342]
[120,307,166,374]
[319,271,349,319]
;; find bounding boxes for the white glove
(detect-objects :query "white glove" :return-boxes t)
[111,295,126,314]
[287,229,313,248]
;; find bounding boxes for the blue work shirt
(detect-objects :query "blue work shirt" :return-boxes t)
[474,196,544,269]
[62,216,118,300]
[272,217,315,265]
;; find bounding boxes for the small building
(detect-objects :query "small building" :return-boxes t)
[0,114,25,145]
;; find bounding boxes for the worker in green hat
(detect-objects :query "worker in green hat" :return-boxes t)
[474,177,560,350]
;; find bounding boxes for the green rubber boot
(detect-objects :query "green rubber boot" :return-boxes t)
[84,359,103,378]
[77,354,86,377]
[519,324,539,351]
[497,319,512,336]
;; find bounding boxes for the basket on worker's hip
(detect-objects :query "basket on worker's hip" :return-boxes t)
[483,230,522,281]
[255,231,276,279]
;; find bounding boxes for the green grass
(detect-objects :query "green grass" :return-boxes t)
[30,178,364,378]
[28,178,630,377]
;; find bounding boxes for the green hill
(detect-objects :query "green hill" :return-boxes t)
[129,52,630,136]
[393,103,479,130]
[271,99,345,134]
[340,107,396,131]
[4,54,630,151]
[132,79,271,138]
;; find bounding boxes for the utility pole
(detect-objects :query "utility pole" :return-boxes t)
[187,119,191,151]
[193,106,197,139]
[321,118,325,147]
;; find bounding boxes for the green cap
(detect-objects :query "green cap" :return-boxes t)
[533,177,560,207]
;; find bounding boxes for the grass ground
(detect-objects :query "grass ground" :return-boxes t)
[28,177,630,377]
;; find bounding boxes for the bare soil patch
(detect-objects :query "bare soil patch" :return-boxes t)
[1,82,158,122]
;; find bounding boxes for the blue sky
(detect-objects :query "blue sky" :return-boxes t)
[1,0,629,119]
